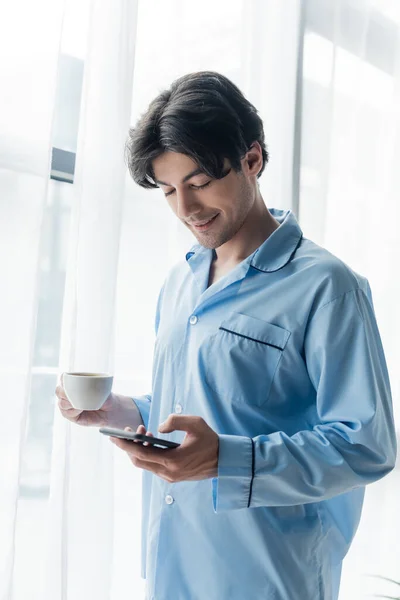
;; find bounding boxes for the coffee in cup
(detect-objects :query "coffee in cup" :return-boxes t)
[63,372,113,411]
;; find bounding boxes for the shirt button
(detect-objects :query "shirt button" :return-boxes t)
[165,495,174,505]
[189,315,198,325]
[175,403,183,414]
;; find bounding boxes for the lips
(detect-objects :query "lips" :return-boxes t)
[192,215,218,226]
[192,214,219,231]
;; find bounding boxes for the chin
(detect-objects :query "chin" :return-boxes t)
[198,240,218,250]
[195,232,231,250]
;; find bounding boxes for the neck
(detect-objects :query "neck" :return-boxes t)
[215,195,280,265]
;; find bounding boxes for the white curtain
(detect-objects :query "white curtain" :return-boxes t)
[0,0,66,598]
[300,0,400,598]
[1,0,399,599]
[44,0,139,598]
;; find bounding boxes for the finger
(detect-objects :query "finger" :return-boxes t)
[57,398,82,420]
[111,436,171,464]
[55,385,68,400]
[134,424,146,443]
[123,426,142,446]
[143,430,153,446]
[128,455,167,478]
[158,414,204,434]
[123,426,136,441]
[57,397,74,411]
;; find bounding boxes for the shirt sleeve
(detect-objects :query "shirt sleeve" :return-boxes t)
[130,282,165,431]
[212,286,397,513]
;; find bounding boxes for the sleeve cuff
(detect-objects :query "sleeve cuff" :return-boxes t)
[212,434,254,513]
[132,395,151,430]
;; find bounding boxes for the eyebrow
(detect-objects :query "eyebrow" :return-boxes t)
[154,168,204,187]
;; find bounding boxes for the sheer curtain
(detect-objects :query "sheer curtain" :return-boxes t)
[1,0,399,599]
[300,0,400,597]
[44,0,139,599]
[0,0,66,598]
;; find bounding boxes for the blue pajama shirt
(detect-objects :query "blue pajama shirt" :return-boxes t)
[133,207,397,600]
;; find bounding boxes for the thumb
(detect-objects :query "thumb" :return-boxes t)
[158,415,203,434]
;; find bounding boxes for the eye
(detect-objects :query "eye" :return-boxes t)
[164,181,212,197]
[191,181,212,190]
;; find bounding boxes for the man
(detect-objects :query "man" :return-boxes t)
[57,71,397,599]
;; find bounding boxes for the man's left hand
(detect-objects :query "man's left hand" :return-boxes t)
[109,415,219,482]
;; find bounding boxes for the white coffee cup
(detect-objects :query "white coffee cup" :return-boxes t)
[63,372,113,411]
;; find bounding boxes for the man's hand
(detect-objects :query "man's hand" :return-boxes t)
[110,415,219,482]
[56,373,144,430]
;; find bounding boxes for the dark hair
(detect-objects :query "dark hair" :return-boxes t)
[124,71,269,189]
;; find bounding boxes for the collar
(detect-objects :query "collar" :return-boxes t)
[186,208,303,273]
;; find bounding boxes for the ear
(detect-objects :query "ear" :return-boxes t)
[243,142,263,177]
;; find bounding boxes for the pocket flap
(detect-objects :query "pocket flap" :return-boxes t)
[219,312,290,350]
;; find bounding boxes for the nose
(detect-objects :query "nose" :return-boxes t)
[175,189,202,221]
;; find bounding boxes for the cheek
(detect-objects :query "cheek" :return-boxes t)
[217,196,238,220]
[210,189,233,214]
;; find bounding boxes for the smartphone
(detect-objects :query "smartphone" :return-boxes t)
[99,426,180,449]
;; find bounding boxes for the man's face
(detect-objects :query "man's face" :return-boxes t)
[152,151,255,250]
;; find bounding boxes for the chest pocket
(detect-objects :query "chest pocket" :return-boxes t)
[204,312,291,408]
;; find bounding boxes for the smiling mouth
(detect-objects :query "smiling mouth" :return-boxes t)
[191,214,219,230]
[192,215,217,225]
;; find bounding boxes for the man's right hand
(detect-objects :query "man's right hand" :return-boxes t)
[55,373,144,430]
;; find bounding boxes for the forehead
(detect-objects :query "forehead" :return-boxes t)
[152,151,230,186]
[152,151,199,181]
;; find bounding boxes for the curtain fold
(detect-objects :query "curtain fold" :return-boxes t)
[0,1,66,599]
[44,1,139,599]
[241,0,303,213]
